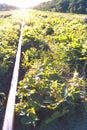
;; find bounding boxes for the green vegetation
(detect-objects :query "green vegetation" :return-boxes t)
[0,9,87,130]
[0,10,22,96]
[15,10,87,129]
[34,0,87,14]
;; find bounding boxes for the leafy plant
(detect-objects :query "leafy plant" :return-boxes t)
[0,93,6,110]
[14,10,87,129]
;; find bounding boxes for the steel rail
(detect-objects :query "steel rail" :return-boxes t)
[2,15,24,130]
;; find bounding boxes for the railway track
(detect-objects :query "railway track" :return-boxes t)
[2,14,24,130]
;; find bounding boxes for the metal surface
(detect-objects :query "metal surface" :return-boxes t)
[2,15,24,130]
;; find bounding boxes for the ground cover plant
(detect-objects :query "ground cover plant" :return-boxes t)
[0,9,87,130]
[0,10,23,129]
[0,10,22,93]
[15,10,87,130]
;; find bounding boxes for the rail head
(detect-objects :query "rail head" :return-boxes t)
[2,15,24,130]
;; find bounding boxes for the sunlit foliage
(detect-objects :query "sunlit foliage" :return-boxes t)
[15,10,87,128]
